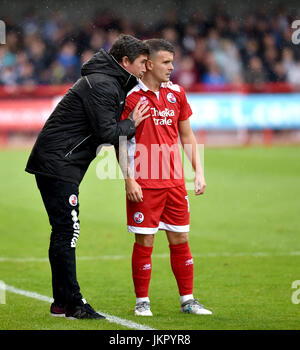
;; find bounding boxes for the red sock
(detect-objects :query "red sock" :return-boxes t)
[169,242,194,296]
[132,243,153,298]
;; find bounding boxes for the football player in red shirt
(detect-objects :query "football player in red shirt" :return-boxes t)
[120,39,212,316]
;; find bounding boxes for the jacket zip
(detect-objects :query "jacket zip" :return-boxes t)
[110,54,135,88]
[65,134,92,157]
[85,76,92,89]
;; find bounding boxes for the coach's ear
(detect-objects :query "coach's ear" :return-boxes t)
[146,59,153,71]
[121,56,131,69]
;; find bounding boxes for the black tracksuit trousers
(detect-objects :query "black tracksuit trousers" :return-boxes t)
[35,175,83,307]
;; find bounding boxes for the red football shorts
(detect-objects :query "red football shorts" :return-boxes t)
[126,185,190,234]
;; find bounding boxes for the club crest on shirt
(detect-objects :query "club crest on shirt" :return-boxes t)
[167,92,176,103]
[140,96,149,104]
[134,212,144,224]
[69,194,78,207]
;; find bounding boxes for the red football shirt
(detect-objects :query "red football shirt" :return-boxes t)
[120,80,192,189]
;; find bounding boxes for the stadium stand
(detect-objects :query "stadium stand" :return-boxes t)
[1,4,300,147]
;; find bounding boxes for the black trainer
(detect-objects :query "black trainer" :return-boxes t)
[65,302,105,320]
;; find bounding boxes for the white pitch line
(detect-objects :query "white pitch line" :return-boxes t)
[1,251,300,263]
[4,284,155,331]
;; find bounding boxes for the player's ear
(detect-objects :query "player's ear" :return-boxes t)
[146,59,153,71]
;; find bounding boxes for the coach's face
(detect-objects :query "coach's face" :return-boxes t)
[147,50,174,83]
[121,54,148,79]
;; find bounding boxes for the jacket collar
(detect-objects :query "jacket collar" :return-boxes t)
[109,53,139,92]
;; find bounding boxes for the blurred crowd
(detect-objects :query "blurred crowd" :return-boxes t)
[1,6,300,88]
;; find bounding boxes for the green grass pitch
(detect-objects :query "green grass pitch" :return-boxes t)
[0,146,299,330]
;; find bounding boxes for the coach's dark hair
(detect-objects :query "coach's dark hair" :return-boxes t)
[143,38,175,57]
[109,34,149,63]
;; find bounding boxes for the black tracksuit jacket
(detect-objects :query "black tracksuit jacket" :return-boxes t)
[25,49,137,185]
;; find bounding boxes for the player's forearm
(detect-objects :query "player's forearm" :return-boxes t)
[115,144,142,202]
[114,143,133,180]
[180,132,204,178]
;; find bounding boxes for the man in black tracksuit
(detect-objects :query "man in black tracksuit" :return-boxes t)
[25,35,150,319]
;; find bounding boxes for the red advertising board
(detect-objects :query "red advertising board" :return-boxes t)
[0,97,62,131]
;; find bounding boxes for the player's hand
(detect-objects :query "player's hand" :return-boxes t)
[126,177,143,202]
[129,100,150,127]
[194,174,206,195]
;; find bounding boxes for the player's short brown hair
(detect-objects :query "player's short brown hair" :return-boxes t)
[143,38,175,57]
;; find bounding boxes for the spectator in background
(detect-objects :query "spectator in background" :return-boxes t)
[261,33,281,82]
[287,58,300,85]
[171,44,183,73]
[1,66,18,86]
[21,7,39,37]
[49,60,66,84]
[118,16,135,36]
[56,41,80,83]
[103,30,121,52]
[244,56,267,85]
[226,18,243,45]
[202,52,227,85]
[263,46,280,82]
[161,27,179,46]
[214,39,243,83]
[172,55,198,89]
[1,6,300,87]
[89,30,105,52]
[0,46,17,85]
[263,33,277,50]
[182,24,198,53]
[42,12,62,42]
[80,49,95,66]
[5,30,20,54]
[272,61,287,82]
[27,38,52,84]
[0,48,16,70]
[191,37,207,81]
[282,47,296,75]
[15,52,32,77]
[206,28,221,52]
[16,60,37,86]
[57,42,79,70]
[189,10,207,37]
[241,38,260,66]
